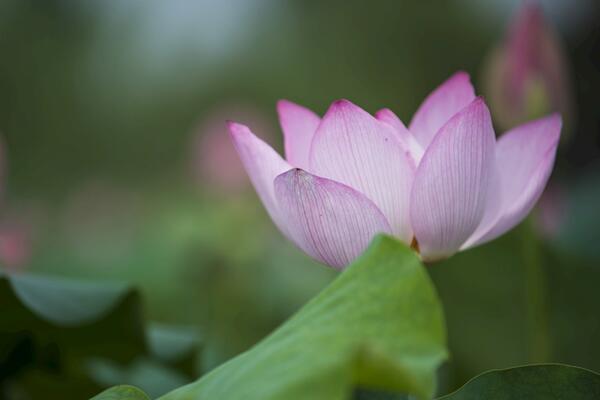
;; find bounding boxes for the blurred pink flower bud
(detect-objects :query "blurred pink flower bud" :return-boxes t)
[0,135,33,272]
[0,229,30,271]
[483,2,573,132]
[0,211,35,273]
[191,104,275,194]
[229,72,561,268]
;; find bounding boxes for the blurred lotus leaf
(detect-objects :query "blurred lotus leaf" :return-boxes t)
[87,357,188,399]
[438,364,600,399]
[0,272,201,398]
[91,385,150,400]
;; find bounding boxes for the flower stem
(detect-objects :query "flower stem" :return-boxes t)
[522,219,551,362]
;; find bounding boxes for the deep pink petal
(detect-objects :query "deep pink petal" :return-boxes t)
[375,108,424,164]
[228,122,292,236]
[309,100,415,242]
[463,114,562,248]
[409,71,476,149]
[410,98,495,260]
[277,100,321,170]
[274,168,392,269]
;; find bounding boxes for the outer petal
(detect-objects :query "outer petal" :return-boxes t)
[410,98,495,261]
[409,71,476,149]
[274,168,392,269]
[277,100,321,170]
[460,163,504,249]
[228,122,292,236]
[309,100,415,242]
[375,108,424,165]
[463,114,562,248]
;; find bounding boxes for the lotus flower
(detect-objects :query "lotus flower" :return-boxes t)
[483,2,572,131]
[228,72,561,268]
[0,219,32,272]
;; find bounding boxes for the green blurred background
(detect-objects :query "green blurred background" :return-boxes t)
[0,0,599,397]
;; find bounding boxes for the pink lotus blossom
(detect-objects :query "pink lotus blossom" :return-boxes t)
[483,2,572,131]
[0,205,40,273]
[229,72,561,267]
[0,219,32,272]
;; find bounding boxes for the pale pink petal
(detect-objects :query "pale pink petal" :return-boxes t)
[409,71,476,149]
[228,122,292,236]
[410,98,495,261]
[274,168,392,269]
[309,100,415,243]
[277,100,321,170]
[375,108,424,164]
[463,114,562,248]
[460,163,504,249]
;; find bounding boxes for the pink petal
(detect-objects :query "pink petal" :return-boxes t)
[228,122,292,236]
[460,164,504,249]
[309,100,415,242]
[409,71,476,149]
[410,98,496,261]
[277,100,321,170]
[274,168,392,269]
[375,108,424,164]
[463,114,562,248]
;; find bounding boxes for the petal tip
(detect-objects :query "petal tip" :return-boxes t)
[324,99,369,119]
[454,96,490,121]
[451,70,472,83]
[374,108,393,119]
[331,98,361,110]
[226,120,246,134]
[319,99,364,122]
[328,99,353,112]
[472,95,485,106]
[276,99,296,114]
[409,70,477,147]
[226,121,255,146]
[333,98,352,106]
[508,113,563,147]
[275,167,304,183]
